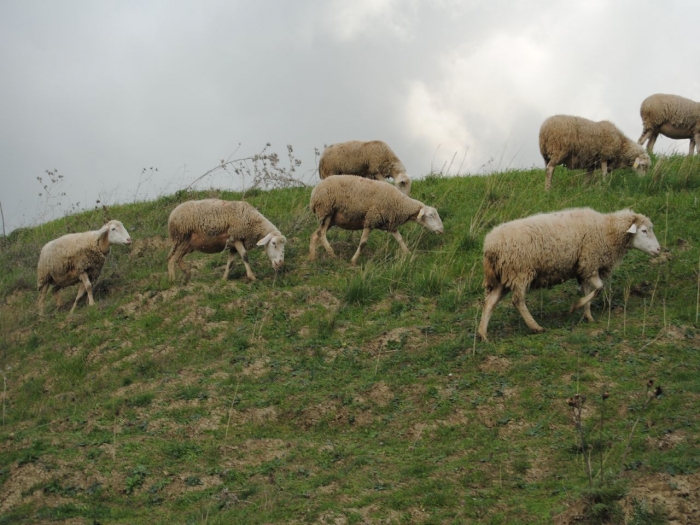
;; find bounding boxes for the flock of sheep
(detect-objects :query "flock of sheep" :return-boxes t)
[36,93,698,339]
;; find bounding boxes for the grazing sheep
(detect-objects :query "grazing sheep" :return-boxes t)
[309,175,443,265]
[477,208,660,341]
[318,140,412,195]
[638,93,700,155]
[539,115,651,191]
[167,199,285,281]
[37,220,133,315]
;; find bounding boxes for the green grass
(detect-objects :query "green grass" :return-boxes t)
[1,157,699,523]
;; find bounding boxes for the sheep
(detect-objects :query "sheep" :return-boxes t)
[37,220,133,315]
[318,140,412,195]
[167,199,285,282]
[308,175,443,265]
[638,93,700,155]
[476,207,660,341]
[539,115,651,191]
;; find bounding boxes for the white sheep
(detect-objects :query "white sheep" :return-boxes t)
[318,140,412,195]
[638,93,700,155]
[476,207,660,341]
[37,220,133,314]
[539,115,651,191]
[309,175,443,265]
[167,199,285,281]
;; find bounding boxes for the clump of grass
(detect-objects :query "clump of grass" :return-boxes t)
[344,267,384,305]
[628,498,669,525]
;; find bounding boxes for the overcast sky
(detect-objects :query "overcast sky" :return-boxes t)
[1,0,699,233]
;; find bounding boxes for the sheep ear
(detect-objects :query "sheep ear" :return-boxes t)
[257,233,273,246]
[417,208,426,219]
[626,223,637,234]
[633,158,640,169]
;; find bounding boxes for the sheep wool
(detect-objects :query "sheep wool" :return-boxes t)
[309,175,443,265]
[539,115,651,191]
[477,207,660,341]
[167,199,286,281]
[638,93,700,155]
[37,219,132,314]
[318,140,412,195]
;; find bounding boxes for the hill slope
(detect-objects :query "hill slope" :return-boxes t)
[1,160,700,524]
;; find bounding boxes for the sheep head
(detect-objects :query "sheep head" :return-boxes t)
[106,220,132,246]
[415,206,444,234]
[257,233,286,270]
[627,218,660,256]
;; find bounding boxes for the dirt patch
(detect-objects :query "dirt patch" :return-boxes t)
[363,327,420,355]
[554,472,700,524]
[649,430,687,450]
[479,355,511,373]
[242,358,270,378]
[367,382,393,407]
[0,462,53,513]
[220,438,289,468]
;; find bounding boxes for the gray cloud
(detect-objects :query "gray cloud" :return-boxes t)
[1,0,698,232]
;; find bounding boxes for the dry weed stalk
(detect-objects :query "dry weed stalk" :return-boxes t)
[186,143,308,193]
[618,380,663,474]
[567,393,593,489]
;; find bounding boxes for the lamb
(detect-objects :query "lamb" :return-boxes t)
[318,140,412,195]
[167,199,285,282]
[638,93,700,155]
[539,115,651,191]
[309,175,443,265]
[476,207,660,341]
[37,220,133,315]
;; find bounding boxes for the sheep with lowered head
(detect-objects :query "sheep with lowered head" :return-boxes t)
[167,199,285,282]
[37,220,133,315]
[638,93,700,155]
[477,207,660,341]
[309,175,443,265]
[539,115,651,191]
[318,140,412,195]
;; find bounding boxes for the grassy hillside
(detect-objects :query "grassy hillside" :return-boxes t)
[1,158,700,524]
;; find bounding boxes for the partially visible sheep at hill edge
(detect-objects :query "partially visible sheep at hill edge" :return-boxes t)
[638,93,700,155]
[37,220,132,315]
[309,175,443,265]
[477,207,660,341]
[318,140,412,195]
[167,199,285,282]
[539,115,651,191]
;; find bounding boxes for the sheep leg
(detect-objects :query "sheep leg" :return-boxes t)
[168,243,191,281]
[477,283,507,341]
[70,283,88,315]
[51,285,63,309]
[570,274,604,317]
[70,275,93,314]
[309,217,335,261]
[691,134,700,155]
[390,230,410,254]
[318,217,336,258]
[512,283,545,333]
[38,283,50,315]
[233,240,256,281]
[600,160,608,178]
[223,249,236,280]
[646,131,659,153]
[638,128,653,146]
[350,228,372,266]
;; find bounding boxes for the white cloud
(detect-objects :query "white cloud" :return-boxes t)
[323,0,414,41]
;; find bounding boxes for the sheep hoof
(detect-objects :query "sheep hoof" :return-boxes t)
[531,326,545,334]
